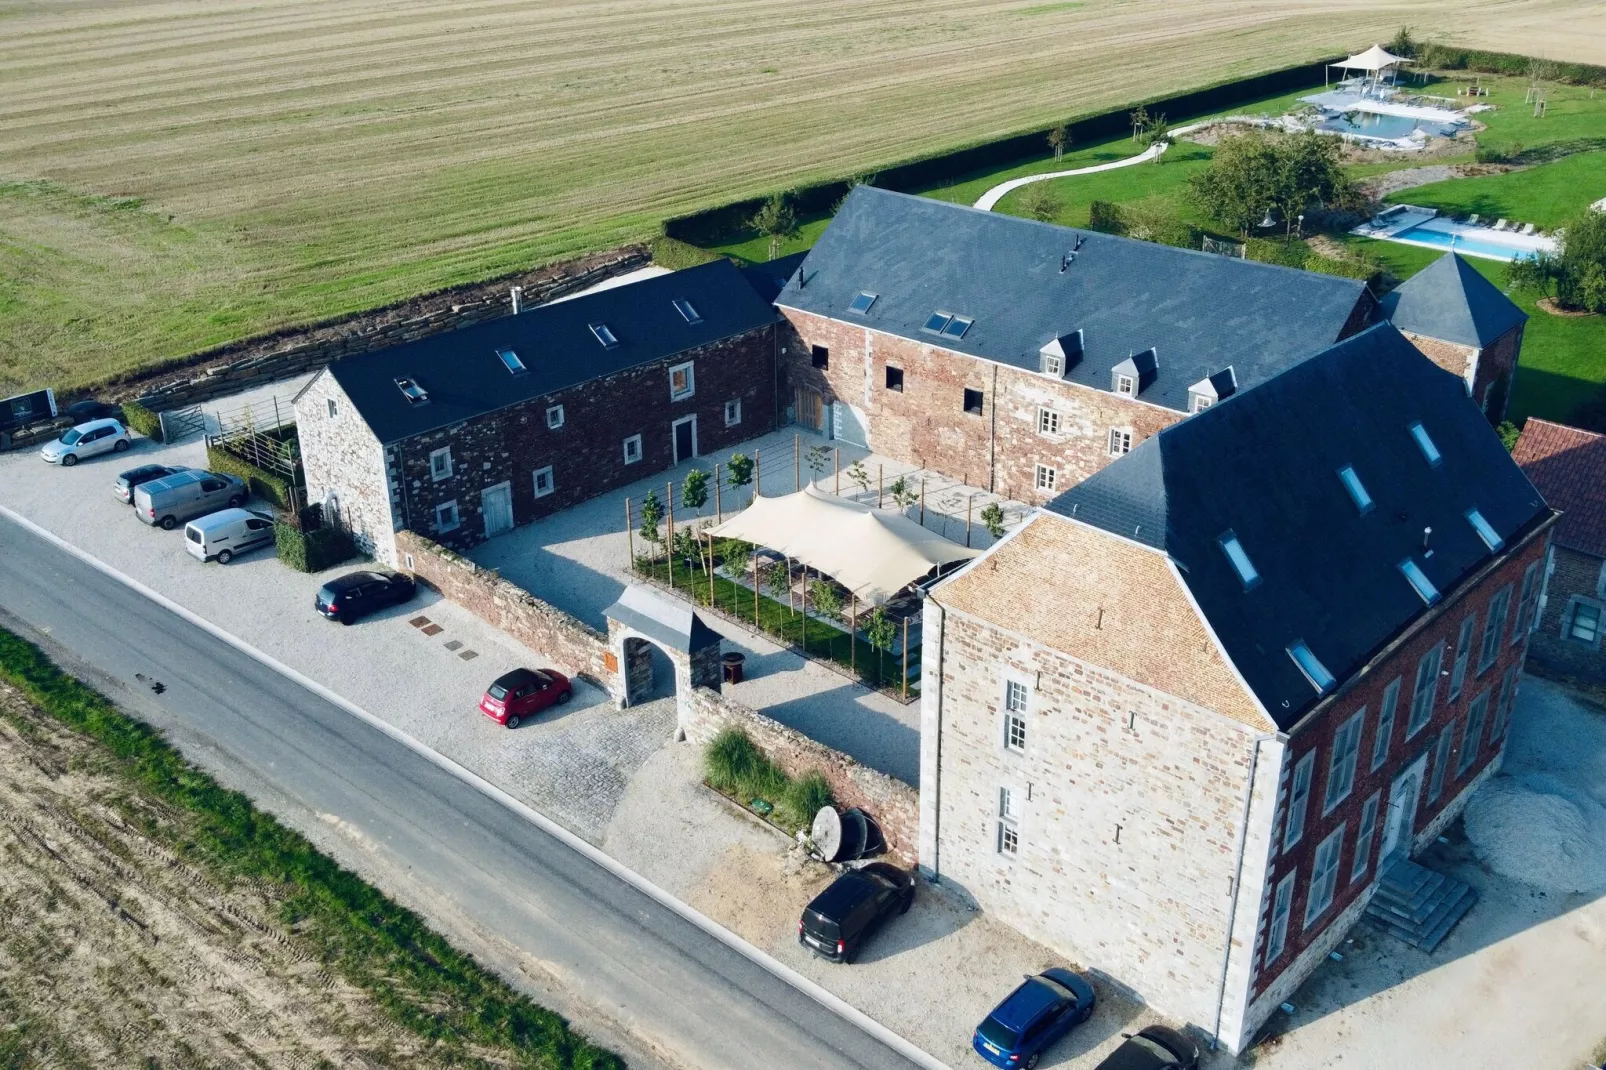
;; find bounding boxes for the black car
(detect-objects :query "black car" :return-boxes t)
[1091,1025,1201,1070]
[66,399,123,424]
[113,463,189,505]
[797,862,914,963]
[314,570,416,624]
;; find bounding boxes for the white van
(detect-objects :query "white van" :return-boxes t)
[184,508,276,564]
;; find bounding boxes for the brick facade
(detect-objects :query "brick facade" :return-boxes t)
[297,325,776,563]
[1528,543,1606,684]
[1397,322,1522,425]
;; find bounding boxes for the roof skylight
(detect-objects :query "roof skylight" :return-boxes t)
[1288,641,1336,693]
[394,377,429,405]
[1219,532,1261,589]
[848,292,878,314]
[1466,508,1504,551]
[672,299,702,324]
[1398,558,1441,605]
[922,311,953,334]
[1409,421,1442,466]
[496,348,526,374]
[940,315,974,340]
[590,323,619,348]
[1337,465,1373,513]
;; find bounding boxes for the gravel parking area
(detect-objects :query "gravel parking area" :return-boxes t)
[0,419,673,842]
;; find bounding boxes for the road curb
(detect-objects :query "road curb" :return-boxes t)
[0,503,952,1070]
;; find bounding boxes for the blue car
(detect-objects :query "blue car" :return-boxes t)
[972,967,1096,1068]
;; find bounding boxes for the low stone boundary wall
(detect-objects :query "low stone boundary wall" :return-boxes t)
[119,246,649,412]
[681,685,920,866]
[395,530,617,696]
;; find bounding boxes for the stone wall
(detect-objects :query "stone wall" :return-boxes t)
[296,373,397,562]
[1528,543,1606,684]
[680,684,921,866]
[121,247,649,413]
[394,529,617,695]
[1398,323,1523,426]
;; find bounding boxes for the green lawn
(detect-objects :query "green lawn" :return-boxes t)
[1385,150,1606,229]
[989,142,1218,229]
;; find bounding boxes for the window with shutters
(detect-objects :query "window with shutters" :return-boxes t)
[1265,872,1295,964]
[1283,751,1315,851]
[1323,709,1364,814]
[1371,677,1401,772]
[1458,690,1491,775]
[1406,644,1443,738]
[1351,793,1380,883]
[1303,824,1345,928]
[1478,585,1512,672]
[1448,614,1476,701]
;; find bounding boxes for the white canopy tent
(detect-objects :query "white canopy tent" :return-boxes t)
[1327,44,1414,88]
[707,487,980,606]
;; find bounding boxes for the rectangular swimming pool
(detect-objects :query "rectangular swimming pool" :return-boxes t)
[1360,216,1558,262]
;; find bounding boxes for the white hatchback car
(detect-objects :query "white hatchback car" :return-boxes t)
[39,418,133,466]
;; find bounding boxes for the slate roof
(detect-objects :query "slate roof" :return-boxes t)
[1380,252,1527,349]
[1046,322,1552,728]
[776,186,1370,413]
[603,584,723,653]
[326,259,777,444]
[1512,418,1606,557]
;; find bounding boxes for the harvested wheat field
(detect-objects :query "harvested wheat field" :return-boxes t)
[2,0,1604,391]
[0,682,487,1069]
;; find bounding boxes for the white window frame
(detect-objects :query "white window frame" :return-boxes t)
[1034,464,1056,493]
[429,446,453,482]
[1352,792,1380,883]
[724,398,742,427]
[1108,427,1132,456]
[1323,708,1364,814]
[1371,677,1401,772]
[1265,871,1296,965]
[1303,824,1346,929]
[1283,751,1315,852]
[1448,613,1477,701]
[669,361,695,402]
[998,786,1021,857]
[1037,407,1060,436]
[1566,597,1603,646]
[434,499,460,533]
[1190,392,1213,414]
[1115,374,1135,396]
[532,465,554,499]
[1479,585,1512,672]
[1002,678,1029,752]
[1406,643,1442,739]
[1041,353,1064,378]
[326,398,338,420]
[622,434,643,465]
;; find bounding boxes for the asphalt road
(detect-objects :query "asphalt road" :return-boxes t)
[0,512,928,1070]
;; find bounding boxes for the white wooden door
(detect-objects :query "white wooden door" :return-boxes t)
[481,481,513,538]
[1380,755,1426,863]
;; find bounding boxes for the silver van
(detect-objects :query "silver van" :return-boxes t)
[184,508,276,564]
[134,470,247,529]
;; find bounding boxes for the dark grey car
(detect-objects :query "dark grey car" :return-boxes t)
[134,470,247,529]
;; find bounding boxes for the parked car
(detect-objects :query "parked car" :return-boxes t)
[1090,1025,1201,1070]
[65,399,122,424]
[973,968,1096,1069]
[797,862,915,963]
[314,570,416,625]
[479,668,573,728]
[133,470,247,529]
[184,508,276,564]
[39,418,131,466]
[113,463,190,505]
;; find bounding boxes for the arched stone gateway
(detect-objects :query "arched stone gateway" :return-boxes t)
[603,584,723,739]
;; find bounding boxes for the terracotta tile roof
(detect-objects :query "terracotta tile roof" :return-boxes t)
[1513,418,1606,557]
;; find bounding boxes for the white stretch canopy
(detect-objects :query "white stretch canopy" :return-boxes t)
[1334,44,1413,72]
[708,487,980,606]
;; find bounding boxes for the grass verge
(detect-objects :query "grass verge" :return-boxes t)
[0,625,624,1070]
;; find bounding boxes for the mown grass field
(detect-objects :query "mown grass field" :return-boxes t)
[2,0,1602,393]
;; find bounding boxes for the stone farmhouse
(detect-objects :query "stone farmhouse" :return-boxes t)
[294,259,779,564]
[1513,418,1606,685]
[773,186,1526,502]
[916,322,1555,1052]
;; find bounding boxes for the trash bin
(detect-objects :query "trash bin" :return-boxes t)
[721,651,746,685]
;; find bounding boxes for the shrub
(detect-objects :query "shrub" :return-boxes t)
[705,728,834,832]
[120,400,162,442]
[275,522,356,573]
[648,235,723,270]
[781,772,834,830]
[1087,200,1123,234]
[1015,182,1062,223]
[1497,420,1522,451]
[205,444,297,509]
[1245,238,1308,268]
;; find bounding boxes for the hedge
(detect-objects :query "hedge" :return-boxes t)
[0,626,623,1070]
[120,400,162,442]
[1417,43,1606,87]
[275,522,356,573]
[206,443,297,510]
[648,235,725,271]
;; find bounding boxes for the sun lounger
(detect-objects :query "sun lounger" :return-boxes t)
[1467,214,1479,225]
[1520,223,1536,236]
[1491,219,1509,231]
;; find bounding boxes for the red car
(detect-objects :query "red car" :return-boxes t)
[479,668,572,728]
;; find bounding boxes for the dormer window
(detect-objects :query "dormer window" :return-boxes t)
[1115,375,1135,396]
[1338,465,1373,513]
[1288,641,1336,693]
[1190,394,1213,413]
[848,292,878,314]
[1409,421,1442,466]
[1219,532,1260,589]
[1042,353,1064,377]
[497,348,526,374]
[672,299,702,324]
[590,323,619,348]
[1399,558,1440,605]
[1466,508,1503,551]
[1111,349,1157,396]
[1188,367,1235,414]
[1040,332,1082,377]
[395,378,428,405]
